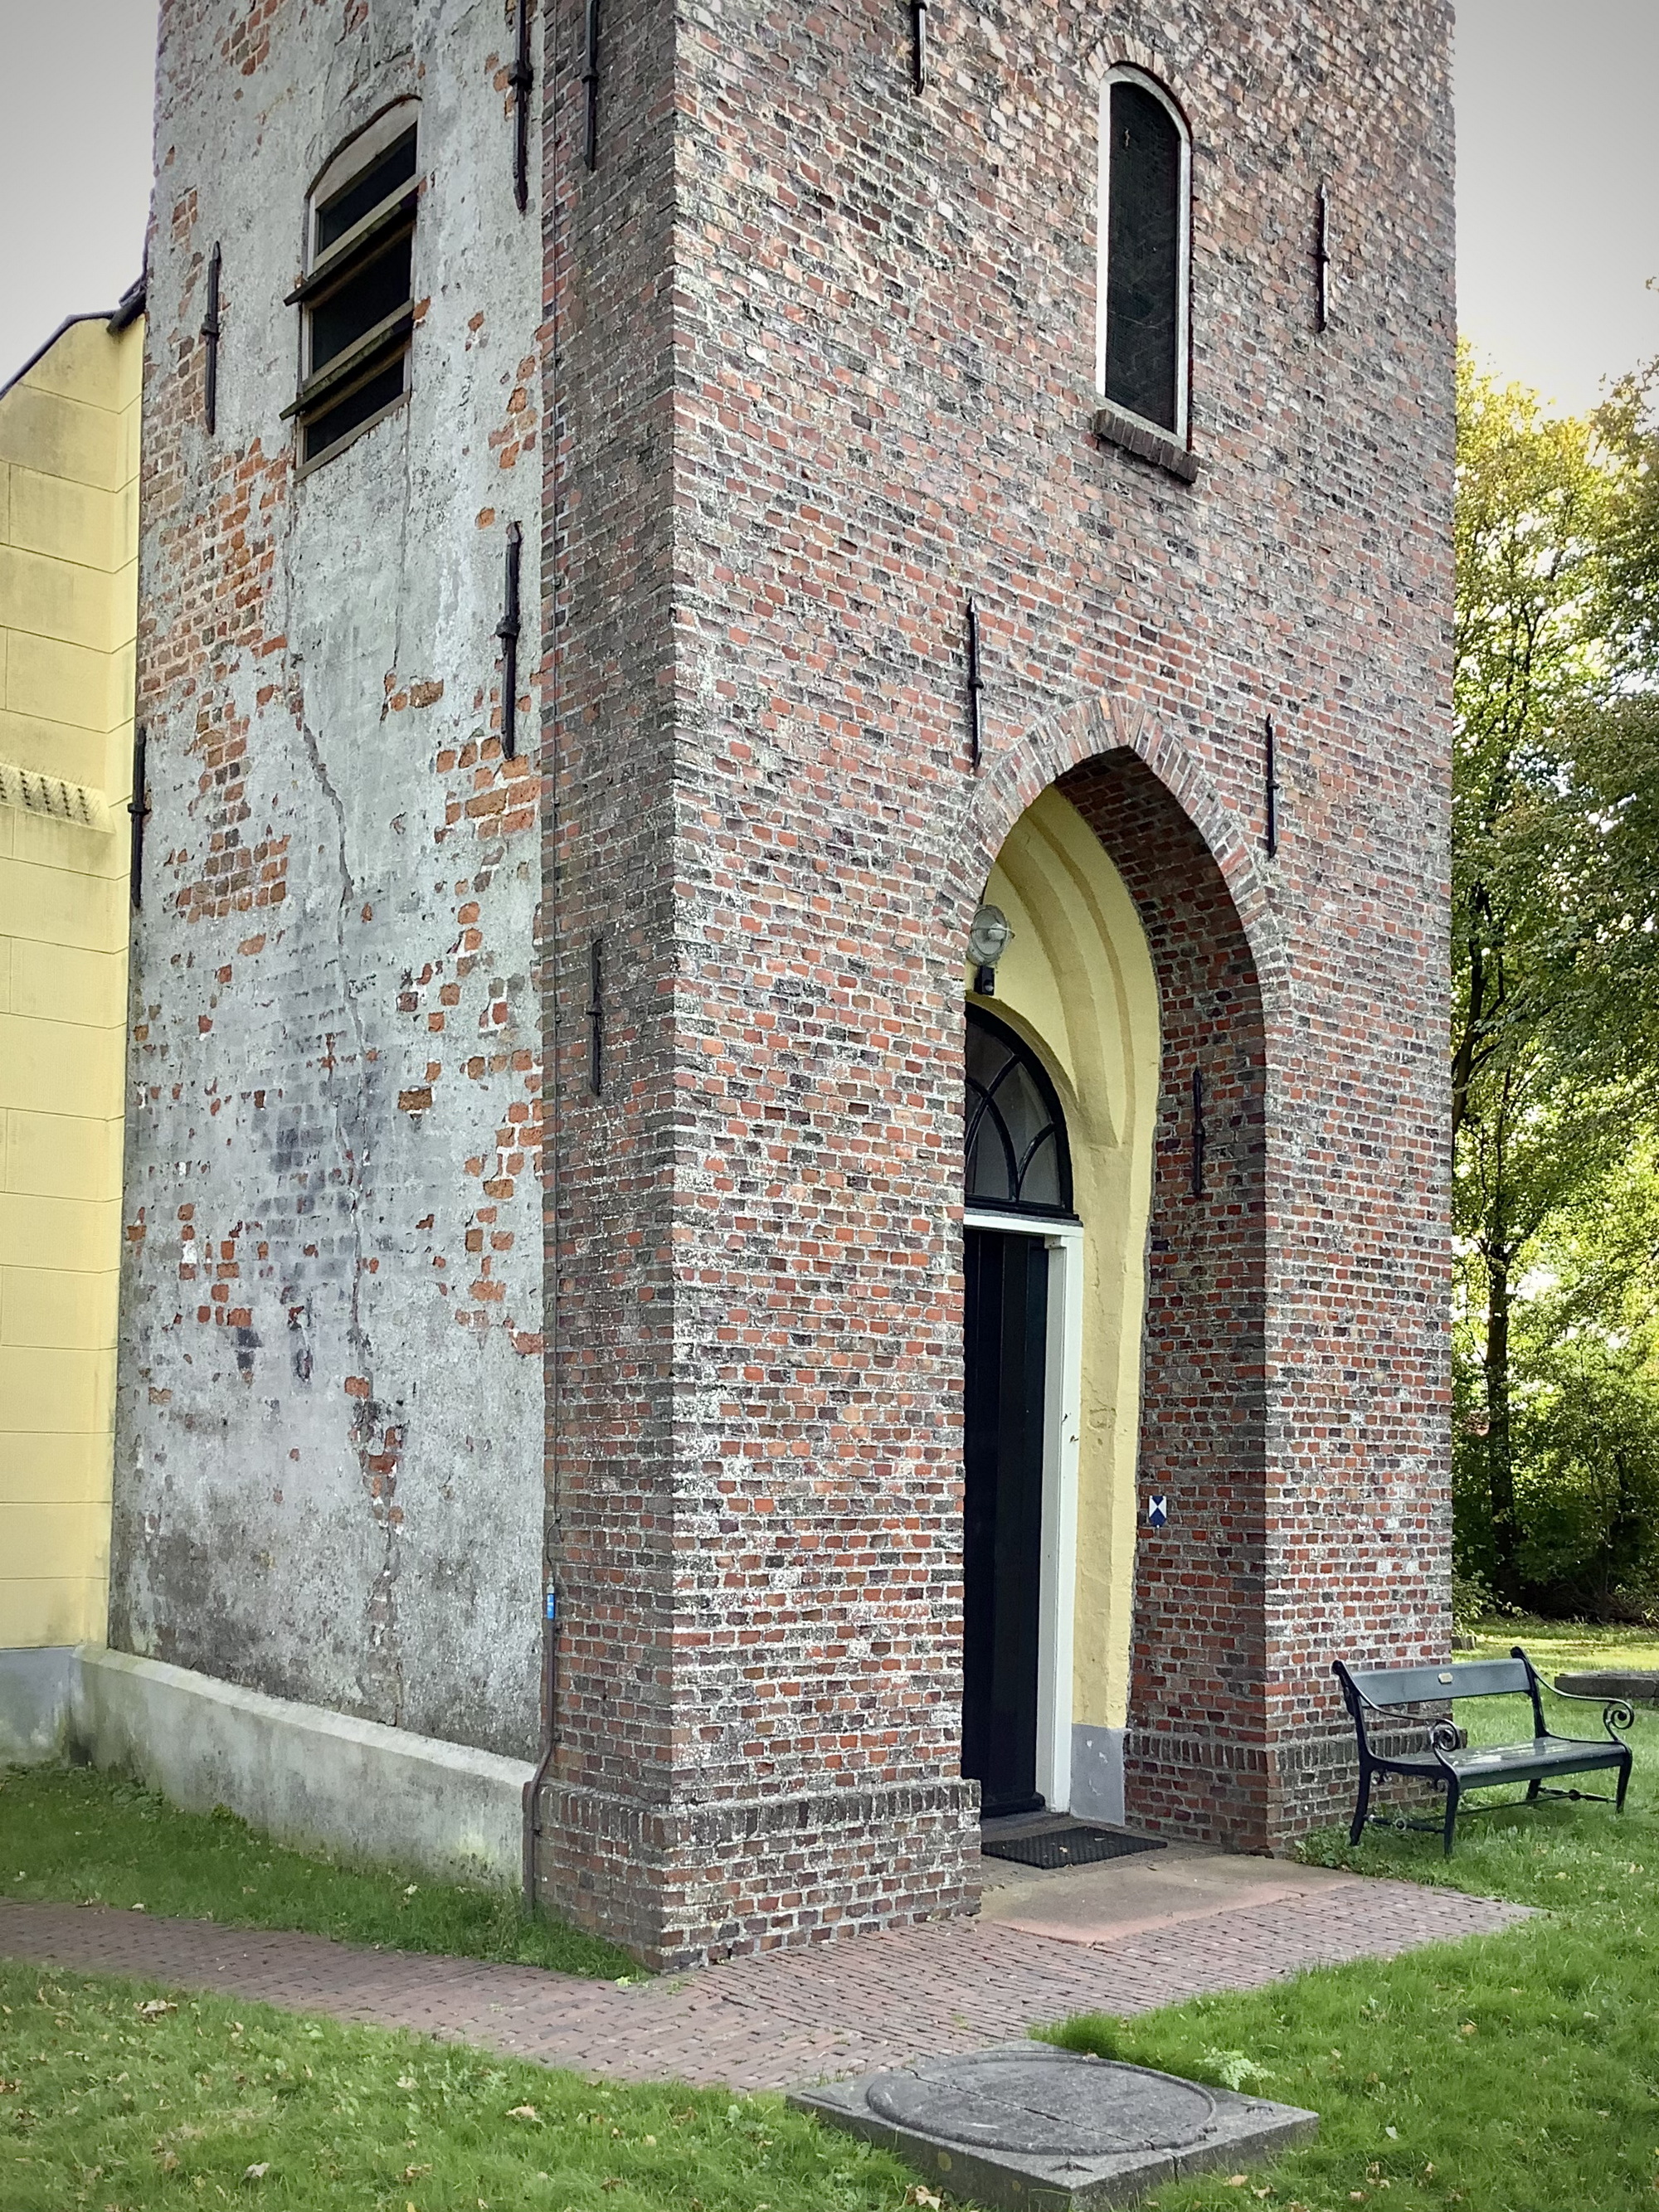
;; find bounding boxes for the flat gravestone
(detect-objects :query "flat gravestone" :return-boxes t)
[791,2043,1317,2211]
[1557,1670,1659,1705]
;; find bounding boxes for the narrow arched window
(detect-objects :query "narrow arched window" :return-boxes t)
[1097,70,1190,440]
[285,103,420,469]
[965,1008,1073,1215]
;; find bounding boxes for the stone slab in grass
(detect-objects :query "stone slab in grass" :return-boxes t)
[791,2043,1317,2210]
[1557,1670,1659,1704]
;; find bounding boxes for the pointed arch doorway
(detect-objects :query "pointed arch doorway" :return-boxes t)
[958,784,1162,1830]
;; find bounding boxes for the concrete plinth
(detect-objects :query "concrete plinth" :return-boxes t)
[1556,1671,1659,1705]
[0,1648,81,1764]
[2,1647,533,1892]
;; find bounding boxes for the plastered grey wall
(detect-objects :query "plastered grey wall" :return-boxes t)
[114,0,547,1758]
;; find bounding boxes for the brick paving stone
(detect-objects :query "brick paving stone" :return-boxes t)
[0,1880,1528,2092]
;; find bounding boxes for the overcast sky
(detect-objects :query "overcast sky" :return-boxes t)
[1,1,1657,411]
[1456,0,1659,407]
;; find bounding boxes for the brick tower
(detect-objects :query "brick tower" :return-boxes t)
[115,0,1454,1966]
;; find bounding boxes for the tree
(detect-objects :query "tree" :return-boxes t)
[1452,352,1617,1143]
[1494,1141,1659,1612]
[1452,352,1659,1602]
[1597,359,1659,672]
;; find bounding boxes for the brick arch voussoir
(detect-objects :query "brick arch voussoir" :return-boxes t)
[1078,33,1200,131]
[942,694,1287,1014]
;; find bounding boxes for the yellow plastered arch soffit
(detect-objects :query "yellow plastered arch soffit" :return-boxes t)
[969,785,1160,1739]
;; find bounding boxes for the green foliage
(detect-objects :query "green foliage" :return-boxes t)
[1448,1568,1504,1631]
[1200,2047,1276,2092]
[1513,1356,1659,1608]
[1452,348,1659,1607]
[1452,349,1625,1135]
[0,1966,917,2212]
[0,1764,636,1982]
[1597,361,1659,668]
[1454,1138,1659,1611]
[1043,1699,1659,2212]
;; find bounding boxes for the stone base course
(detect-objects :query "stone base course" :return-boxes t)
[538,1775,980,1967]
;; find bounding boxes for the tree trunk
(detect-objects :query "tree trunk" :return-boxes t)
[1603,1446,1643,1609]
[1485,1237,1520,1600]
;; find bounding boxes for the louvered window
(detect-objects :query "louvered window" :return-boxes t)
[285,105,420,469]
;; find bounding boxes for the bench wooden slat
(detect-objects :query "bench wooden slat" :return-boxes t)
[1344,1659,1529,1706]
[1389,1739,1627,1779]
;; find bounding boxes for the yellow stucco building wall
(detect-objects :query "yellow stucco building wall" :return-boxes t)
[0,313,141,1656]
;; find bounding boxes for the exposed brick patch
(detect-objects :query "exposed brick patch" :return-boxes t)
[117,0,552,1759]
[221,0,280,76]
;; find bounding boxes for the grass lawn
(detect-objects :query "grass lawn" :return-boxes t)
[0,1765,635,1981]
[1460,1612,1659,1675]
[0,1960,918,2212]
[7,1655,1659,2211]
[1047,1681,1659,2212]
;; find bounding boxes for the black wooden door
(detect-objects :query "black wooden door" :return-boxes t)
[962,1228,1048,1817]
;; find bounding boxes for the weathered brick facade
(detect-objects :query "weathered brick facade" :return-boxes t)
[117,0,1453,1966]
[116,0,549,1757]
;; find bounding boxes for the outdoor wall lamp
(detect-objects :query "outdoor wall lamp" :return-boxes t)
[967,902,1013,995]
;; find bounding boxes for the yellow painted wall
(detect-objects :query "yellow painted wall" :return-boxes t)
[0,314,141,1651]
[971,787,1160,1733]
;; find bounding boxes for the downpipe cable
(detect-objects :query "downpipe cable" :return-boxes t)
[523,1584,557,1912]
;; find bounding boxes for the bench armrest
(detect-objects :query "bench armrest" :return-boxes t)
[1422,1719,1464,1776]
[1334,1661,1462,1772]
[1511,1647,1635,1743]
[1332,1661,1389,1754]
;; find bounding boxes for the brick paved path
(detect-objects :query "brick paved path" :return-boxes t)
[0,1882,1528,2092]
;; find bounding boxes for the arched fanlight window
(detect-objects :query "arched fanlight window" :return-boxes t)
[965,1007,1074,1215]
[1096,68,1191,439]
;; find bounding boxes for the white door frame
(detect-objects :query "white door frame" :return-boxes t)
[964,1208,1083,1814]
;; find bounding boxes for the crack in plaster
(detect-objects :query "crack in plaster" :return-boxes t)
[295,705,407,1729]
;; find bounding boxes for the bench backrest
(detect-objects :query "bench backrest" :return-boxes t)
[1338,1657,1530,1710]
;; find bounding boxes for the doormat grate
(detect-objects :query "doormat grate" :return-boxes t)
[981,1821,1166,1870]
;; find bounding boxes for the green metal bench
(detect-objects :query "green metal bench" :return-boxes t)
[1333,1647,1634,1855]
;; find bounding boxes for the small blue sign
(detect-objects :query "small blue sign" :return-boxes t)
[1146,1495,1169,1528]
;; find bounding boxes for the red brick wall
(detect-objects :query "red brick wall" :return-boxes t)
[122,0,1452,1966]
[532,0,690,1955]
[534,0,1453,1958]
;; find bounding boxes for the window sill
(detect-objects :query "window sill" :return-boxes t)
[1092,403,1200,484]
